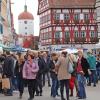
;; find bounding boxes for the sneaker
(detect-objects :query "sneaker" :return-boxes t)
[57,94,60,97]
[61,98,66,100]
[19,96,22,99]
[48,84,51,87]
[40,93,42,96]
[93,84,96,87]
[87,83,91,86]
[19,93,23,99]
[35,94,39,96]
[28,97,33,100]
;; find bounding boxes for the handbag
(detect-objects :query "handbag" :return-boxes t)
[2,78,10,89]
[68,62,74,74]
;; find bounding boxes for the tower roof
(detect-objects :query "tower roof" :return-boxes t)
[18,5,34,20]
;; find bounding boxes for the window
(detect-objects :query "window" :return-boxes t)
[74,14,79,20]
[45,33,48,39]
[90,31,95,37]
[65,31,70,38]
[54,14,60,20]
[44,0,47,5]
[25,27,27,29]
[81,31,86,37]
[25,32,27,35]
[40,17,43,24]
[64,14,69,20]
[55,32,60,38]
[48,32,52,39]
[55,32,61,44]
[84,14,89,20]
[0,24,3,34]
[74,31,79,37]
[24,21,27,24]
[47,15,50,21]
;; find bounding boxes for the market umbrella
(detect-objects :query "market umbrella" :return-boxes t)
[62,48,78,54]
[11,46,27,52]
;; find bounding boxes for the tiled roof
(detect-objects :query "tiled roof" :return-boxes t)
[48,0,96,8]
[18,11,34,20]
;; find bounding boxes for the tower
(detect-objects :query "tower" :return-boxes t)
[18,3,34,35]
[96,0,100,41]
[18,1,34,47]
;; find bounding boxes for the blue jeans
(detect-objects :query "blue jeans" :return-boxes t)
[97,68,100,80]
[12,77,18,90]
[17,76,24,94]
[77,74,86,99]
[51,78,58,97]
[7,77,13,95]
[89,70,96,86]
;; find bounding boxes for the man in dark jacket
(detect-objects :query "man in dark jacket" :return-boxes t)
[42,52,51,87]
[3,51,14,96]
[35,53,44,96]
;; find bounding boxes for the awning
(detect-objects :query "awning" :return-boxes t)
[95,42,100,49]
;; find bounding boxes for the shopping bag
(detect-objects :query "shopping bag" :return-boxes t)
[2,78,10,89]
[68,62,74,74]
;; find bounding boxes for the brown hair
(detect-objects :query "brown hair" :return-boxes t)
[51,53,57,57]
[62,52,67,57]
[28,54,34,59]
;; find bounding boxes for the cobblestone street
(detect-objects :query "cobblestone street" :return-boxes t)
[0,82,100,100]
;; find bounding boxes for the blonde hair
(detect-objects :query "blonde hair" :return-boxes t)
[78,50,83,54]
[18,54,25,64]
[69,54,77,62]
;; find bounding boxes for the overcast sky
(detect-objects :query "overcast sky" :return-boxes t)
[11,0,39,36]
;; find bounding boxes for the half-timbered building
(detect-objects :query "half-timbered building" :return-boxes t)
[38,0,99,51]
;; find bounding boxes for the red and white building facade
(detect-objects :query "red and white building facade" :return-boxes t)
[38,0,99,51]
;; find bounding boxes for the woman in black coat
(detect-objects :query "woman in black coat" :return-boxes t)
[14,55,25,99]
[76,50,90,99]
[81,57,90,78]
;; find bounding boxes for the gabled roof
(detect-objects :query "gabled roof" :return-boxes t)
[48,0,96,8]
[38,0,96,14]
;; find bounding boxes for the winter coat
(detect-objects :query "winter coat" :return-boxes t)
[87,55,96,70]
[96,60,100,68]
[23,59,39,80]
[14,61,25,79]
[56,56,71,80]
[78,57,90,77]
[3,56,14,78]
[42,57,50,73]
[37,57,45,77]
[49,60,57,79]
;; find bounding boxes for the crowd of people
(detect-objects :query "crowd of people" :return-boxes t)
[0,50,100,100]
